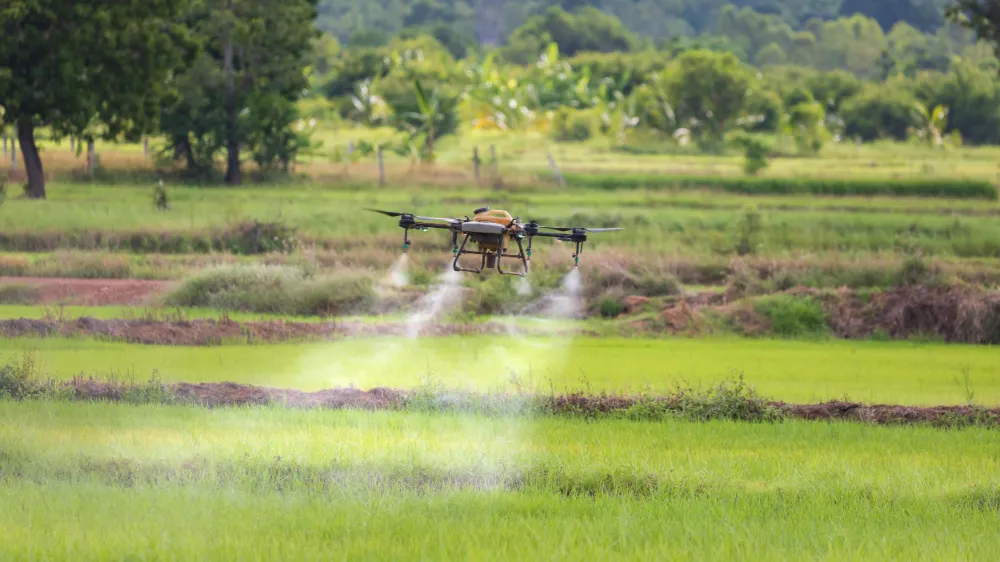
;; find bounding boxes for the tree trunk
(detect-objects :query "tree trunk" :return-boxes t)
[16,120,45,199]
[223,1,241,185]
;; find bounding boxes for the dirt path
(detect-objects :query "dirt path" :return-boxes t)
[0,317,593,345]
[0,277,176,306]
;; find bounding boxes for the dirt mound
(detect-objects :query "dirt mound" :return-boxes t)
[821,284,1000,343]
[0,317,592,345]
[170,382,407,409]
[0,277,174,306]
[777,401,1000,426]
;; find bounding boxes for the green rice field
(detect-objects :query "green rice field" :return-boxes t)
[5,335,999,405]
[4,136,1000,561]
[1,401,998,560]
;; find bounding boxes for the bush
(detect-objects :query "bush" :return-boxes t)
[733,205,763,256]
[895,256,943,287]
[753,294,829,338]
[841,84,921,142]
[0,283,40,304]
[729,133,770,175]
[550,108,596,142]
[162,264,377,317]
[595,287,626,318]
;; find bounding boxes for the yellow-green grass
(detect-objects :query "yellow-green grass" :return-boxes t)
[5,335,1000,405]
[14,124,1000,183]
[2,183,1000,258]
[1,401,998,560]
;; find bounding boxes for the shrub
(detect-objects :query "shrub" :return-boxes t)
[162,264,377,316]
[733,205,763,256]
[753,294,829,338]
[895,256,943,287]
[290,275,378,317]
[0,283,40,304]
[225,221,298,255]
[656,374,784,423]
[595,287,626,318]
[841,84,921,142]
[729,133,770,175]
[550,108,595,142]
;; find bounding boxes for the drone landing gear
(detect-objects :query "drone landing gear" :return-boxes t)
[452,233,528,277]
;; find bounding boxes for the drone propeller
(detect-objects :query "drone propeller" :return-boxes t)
[366,208,408,217]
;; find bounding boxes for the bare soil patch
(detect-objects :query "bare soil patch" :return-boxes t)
[0,317,592,345]
[0,276,175,306]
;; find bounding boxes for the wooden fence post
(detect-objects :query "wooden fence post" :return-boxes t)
[377,144,384,187]
[11,139,16,171]
[70,136,75,153]
[88,140,95,177]
[143,137,149,159]
[489,144,500,187]
[473,147,480,182]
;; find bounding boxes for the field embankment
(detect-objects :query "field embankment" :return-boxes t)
[0,278,997,346]
[6,373,999,429]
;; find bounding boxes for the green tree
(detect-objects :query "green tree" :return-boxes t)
[503,6,636,63]
[160,0,319,182]
[946,0,1000,60]
[658,49,753,150]
[0,0,193,198]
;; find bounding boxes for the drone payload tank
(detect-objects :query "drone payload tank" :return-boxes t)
[366,206,622,277]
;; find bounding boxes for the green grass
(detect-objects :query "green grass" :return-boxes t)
[1,401,998,560]
[4,335,999,404]
[2,183,1000,258]
[554,171,999,199]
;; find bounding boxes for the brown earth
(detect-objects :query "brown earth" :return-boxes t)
[0,317,593,345]
[62,379,1000,427]
[0,276,175,306]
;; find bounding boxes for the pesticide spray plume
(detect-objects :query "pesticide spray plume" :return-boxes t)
[293,258,591,491]
[386,253,410,289]
[517,267,584,320]
[405,263,464,339]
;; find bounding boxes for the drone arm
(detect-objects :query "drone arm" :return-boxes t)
[410,222,454,230]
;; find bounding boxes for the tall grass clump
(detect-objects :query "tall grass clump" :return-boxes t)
[0,283,41,304]
[0,352,56,400]
[752,294,829,338]
[162,264,378,316]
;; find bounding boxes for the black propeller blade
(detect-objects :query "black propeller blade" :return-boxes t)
[366,208,408,217]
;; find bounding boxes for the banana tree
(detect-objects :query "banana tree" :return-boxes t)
[349,77,391,126]
[911,102,949,148]
[396,78,456,161]
[592,79,640,146]
[461,52,538,132]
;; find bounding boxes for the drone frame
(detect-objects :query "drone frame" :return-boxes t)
[371,208,619,276]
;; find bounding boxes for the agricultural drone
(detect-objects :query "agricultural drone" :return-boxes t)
[367,206,623,277]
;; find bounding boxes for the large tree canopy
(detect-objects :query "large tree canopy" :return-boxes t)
[946,0,1000,59]
[0,0,193,198]
[159,0,319,183]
